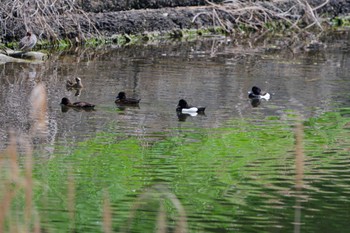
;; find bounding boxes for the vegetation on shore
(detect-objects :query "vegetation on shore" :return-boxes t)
[0,0,343,49]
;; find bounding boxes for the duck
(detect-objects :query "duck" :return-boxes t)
[60,97,95,108]
[19,31,37,51]
[115,92,141,105]
[248,86,270,100]
[66,77,83,89]
[176,99,205,113]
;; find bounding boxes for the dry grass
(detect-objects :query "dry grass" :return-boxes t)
[193,0,330,33]
[0,83,47,232]
[0,0,100,43]
[0,0,331,46]
[103,191,112,233]
[122,184,188,233]
[294,121,304,233]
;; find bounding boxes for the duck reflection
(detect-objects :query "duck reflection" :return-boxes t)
[177,111,205,122]
[73,88,82,96]
[115,104,140,111]
[61,105,96,113]
[250,98,261,107]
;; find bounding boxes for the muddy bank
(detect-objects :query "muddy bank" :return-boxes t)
[79,0,350,16]
[81,0,223,13]
[2,0,350,44]
[92,7,217,38]
[76,0,350,40]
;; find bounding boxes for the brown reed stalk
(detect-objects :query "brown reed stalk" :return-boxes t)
[0,131,22,232]
[29,83,48,137]
[123,184,187,233]
[294,122,304,233]
[8,131,20,183]
[23,136,33,232]
[165,192,187,233]
[295,122,304,190]
[102,191,112,233]
[0,186,16,232]
[0,83,49,232]
[67,167,76,232]
[34,212,41,233]
[156,201,166,233]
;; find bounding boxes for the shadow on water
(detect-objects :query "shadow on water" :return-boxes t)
[1,31,350,232]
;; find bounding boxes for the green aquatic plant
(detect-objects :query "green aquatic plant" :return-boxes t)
[2,106,350,232]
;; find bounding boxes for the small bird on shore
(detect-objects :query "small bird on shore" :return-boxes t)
[66,77,83,89]
[248,86,270,100]
[176,99,205,113]
[115,92,141,105]
[60,97,95,108]
[19,31,37,51]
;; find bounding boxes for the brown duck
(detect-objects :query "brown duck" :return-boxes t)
[19,31,37,51]
[60,97,95,108]
[115,92,141,105]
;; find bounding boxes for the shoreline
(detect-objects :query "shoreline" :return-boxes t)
[1,1,350,49]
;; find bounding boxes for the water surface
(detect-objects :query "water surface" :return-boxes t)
[1,32,350,232]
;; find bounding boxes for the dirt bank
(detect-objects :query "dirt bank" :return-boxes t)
[80,0,223,13]
[79,0,350,40]
[2,0,350,44]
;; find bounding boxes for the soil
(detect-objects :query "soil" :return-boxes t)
[3,0,350,43]
[80,0,350,39]
[80,0,223,13]
[91,6,217,38]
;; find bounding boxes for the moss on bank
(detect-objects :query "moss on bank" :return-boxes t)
[26,27,227,50]
[5,13,350,52]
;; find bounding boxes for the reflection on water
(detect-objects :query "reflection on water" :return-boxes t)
[1,31,350,232]
[1,32,350,150]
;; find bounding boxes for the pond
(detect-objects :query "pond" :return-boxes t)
[1,31,350,233]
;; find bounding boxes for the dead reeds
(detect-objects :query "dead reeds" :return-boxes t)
[294,121,304,233]
[0,83,47,232]
[0,0,100,44]
[193,0,330,33]
[122,184,188,233]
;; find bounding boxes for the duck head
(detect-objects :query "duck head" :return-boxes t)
[60,97,71,105]
[75,77,81,83]
[177,99,189,109]
[116,92,126,100]
[251,86,262,95]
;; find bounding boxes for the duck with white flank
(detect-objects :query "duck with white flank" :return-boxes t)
[176,99,205,116]
[248,86,270,100]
